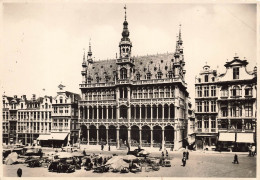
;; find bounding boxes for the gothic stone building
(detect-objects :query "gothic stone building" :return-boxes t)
[78,7,189,150]
[194,57,257,151]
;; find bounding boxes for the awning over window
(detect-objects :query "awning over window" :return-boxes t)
[37,134,51,141]
[49,133,68,141]
[218,133,235,142]
[236,133,254,143]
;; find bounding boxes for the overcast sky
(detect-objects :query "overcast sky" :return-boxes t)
[1,2,256,105]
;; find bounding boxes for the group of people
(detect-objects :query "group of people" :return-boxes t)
[248,145,256,157]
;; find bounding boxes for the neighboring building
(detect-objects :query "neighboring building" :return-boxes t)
[2,94,52,145]
[194,57,257,151]
[78,7,190,150]
[50,85,81,147]
[187,99,196,148]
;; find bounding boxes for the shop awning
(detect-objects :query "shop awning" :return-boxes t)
[218,133,235,142]
[49,133,68,141]
[37,134,51,141]
[236,133,254,143]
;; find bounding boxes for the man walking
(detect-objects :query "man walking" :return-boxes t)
[182,157,186,167]
[186,151,189,160]
[17,168,22,177]
[233,154,239,164]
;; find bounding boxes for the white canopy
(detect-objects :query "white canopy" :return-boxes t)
[218,133,235,142]
[236,133,254,143]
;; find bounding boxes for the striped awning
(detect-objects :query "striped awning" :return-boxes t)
[49,133,68,140]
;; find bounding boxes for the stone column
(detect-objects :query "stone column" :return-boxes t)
[116,107,119,122]
[116,128,120,148]
[209,115,211,133]
[168,105,170,120]
[96,127,99,144]
[139,129,142,147]
[151,128,153,147]
[145,106,147,120]
[128,106,130,123]
[106,106,108,120]
[87,106,89,120]
[128,128,131,147]
[87,126,90,145]
[157,106,158,120]
[151,105,153,122]
[106,128,109,145]
[140,105,142,120]
[97,107,99,120]
[134,106,136,120]
[162,105,164,121]
[242,119,245,132]
[83,107,85,120]
[79,107,81,119]
[162,127,165,149]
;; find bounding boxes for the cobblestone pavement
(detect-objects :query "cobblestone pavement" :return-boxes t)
[3,150,256,177]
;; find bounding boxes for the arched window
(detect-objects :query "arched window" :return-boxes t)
[205,75,208,82]
[120,68,127,79]
[96,76,100,83]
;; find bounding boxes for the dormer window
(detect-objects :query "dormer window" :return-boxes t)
[205,75,208,82]
[21,103,23,109]
[146,73,151,80]
[198,78,201,83]
[157,72,162,79]
[96,76,100,83]
[233,67,239,79]
[136,74,140,80]
[212,77,215,82]
[168,71,173,79]
[60,97,63,104]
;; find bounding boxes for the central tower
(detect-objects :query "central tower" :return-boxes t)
[117,5,134,81]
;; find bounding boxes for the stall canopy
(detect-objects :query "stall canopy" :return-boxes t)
[218,133,235,142]
[236,133,254,143]
[37,134,51,141]
[49,133,68,140]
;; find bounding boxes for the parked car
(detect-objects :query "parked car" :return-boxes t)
[127,148,144,157]
[163,160,171,167]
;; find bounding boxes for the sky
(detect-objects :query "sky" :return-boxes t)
[1,2,257,106]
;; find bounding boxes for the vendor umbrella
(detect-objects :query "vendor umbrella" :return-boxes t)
[72,151,84,157]
[56,152,73,159]
[123,155,138,161]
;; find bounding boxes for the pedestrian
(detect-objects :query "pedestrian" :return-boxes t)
[166,150,168,157]
[248,145,252,156]
[108,144,111,151]
[161,151,164,157]
[17,168,22,177]
[233,154,239,164]
[252,146,256,157]
[159,144,162,151]
[83,149,86,156]
[186,151,189,160]
[183,151,186,158]
[182,157,186,167]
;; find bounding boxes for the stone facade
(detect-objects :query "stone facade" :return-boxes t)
[194,57,257,151]
[78,7,190,150]
[2,94,52,145]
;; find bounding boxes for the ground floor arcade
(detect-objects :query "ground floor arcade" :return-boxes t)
[79,124,184,150]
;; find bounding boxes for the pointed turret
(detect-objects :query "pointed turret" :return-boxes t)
[119,5,132,59]
[87,39,93,63]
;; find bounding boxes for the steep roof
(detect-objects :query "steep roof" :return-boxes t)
[86,53,175,83]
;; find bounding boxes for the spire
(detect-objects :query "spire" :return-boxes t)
[124,4,127,21]
[178,24,183,44]
[83,48,86,61]
[88,38,92,57]
[121,5,130,41]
